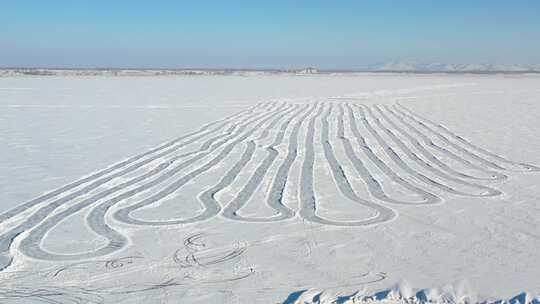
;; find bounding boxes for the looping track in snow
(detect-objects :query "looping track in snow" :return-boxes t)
[0,100,536,271]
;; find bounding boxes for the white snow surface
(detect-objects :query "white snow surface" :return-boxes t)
[1,74,540,303]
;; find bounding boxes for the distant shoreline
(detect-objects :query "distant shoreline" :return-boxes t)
[1,67,540,77]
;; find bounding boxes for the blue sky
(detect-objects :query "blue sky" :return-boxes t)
[1,1,539,68]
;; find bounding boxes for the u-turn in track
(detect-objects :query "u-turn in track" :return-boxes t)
[0,100,537,271]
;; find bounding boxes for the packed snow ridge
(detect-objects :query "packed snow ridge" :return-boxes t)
[280,285,540,304]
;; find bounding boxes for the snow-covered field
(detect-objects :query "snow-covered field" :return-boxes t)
[1,74,539,303]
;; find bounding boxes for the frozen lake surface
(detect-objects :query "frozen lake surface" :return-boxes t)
[1,74,540,303]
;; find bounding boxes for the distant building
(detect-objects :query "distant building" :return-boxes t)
[296,67,318,74]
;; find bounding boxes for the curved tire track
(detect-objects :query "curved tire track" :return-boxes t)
[337,104,438,205]
[111,104,295,226]
[395,103,540,172]
[362,105,501,197]
[352,104,500,197]
[298,103,396,226]
[221,104,314,222]
[344,103,440,206]
[7,103,288,267]
[374,105,506,181]
[381,105,507,181]
[6,99,537,271]
[0,102,265,225]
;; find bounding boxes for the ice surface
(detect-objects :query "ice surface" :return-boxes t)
[1,74,540,303]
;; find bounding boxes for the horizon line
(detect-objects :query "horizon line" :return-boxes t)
[1,67,540,75]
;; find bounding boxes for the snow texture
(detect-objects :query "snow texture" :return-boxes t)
[0,74,539,303]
